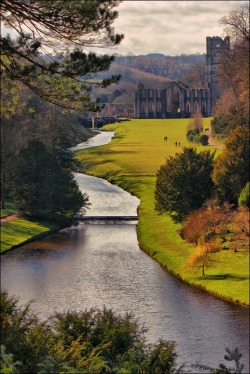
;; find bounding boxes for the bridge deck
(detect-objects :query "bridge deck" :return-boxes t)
[78,216,138,221]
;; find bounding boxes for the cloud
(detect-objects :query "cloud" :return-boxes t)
[111,0,246,55]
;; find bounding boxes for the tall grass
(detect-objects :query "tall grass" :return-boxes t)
[76,118,249,306]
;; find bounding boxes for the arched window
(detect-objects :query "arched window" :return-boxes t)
[149,100,154,112]
[157,100,161,112]
[194,101,199,113]
[140,101,146,113]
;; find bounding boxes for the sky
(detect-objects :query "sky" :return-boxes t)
[1,1,246,57]
[107,1,245,56]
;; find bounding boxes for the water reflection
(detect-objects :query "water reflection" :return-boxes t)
[2,223,249,370]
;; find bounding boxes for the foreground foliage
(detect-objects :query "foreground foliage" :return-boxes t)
[0,290,179,373]
[1,0,123,111]
[0,291,245,374]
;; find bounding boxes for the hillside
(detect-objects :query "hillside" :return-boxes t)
[94,65,172,105]
[93,53,206,107]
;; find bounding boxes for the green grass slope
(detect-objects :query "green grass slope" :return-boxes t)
[75,119,249,306]
[1,218,57,254]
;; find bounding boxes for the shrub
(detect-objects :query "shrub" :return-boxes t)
[199,134,209,146]
[0,290,180,373]
[186,128,200,143]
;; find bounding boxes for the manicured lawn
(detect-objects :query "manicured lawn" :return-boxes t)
[1,218,57,254]
[75,118,249,306]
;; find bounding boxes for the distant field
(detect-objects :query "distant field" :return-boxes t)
[76,118,249,306]
[76,118,219,176]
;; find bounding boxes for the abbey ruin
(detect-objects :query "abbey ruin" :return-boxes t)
[135,36,230,118]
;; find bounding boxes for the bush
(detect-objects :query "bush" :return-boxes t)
[1,290,245,373]
[199,134,209,146]
[0,291,179,373]
[186,128,200,143]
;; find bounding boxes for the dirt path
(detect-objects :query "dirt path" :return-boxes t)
[0,213,18,223]
[205,126,224,150]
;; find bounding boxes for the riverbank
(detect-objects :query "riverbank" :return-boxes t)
[75,119,249,306]
[0,216,58,254]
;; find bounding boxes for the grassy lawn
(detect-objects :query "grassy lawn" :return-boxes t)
[75,118,249,306]
[1,218,57,254]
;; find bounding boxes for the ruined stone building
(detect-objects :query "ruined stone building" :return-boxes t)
[135,36,230,118]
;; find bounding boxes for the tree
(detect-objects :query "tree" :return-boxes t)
[184,238,220,276]
[212,126,250,206]
[187,111,203,132]
[180,61,206,87]
[212,2,249,135]
[155,147,215,222]
[11,139,88,225]
[1,0,124,112]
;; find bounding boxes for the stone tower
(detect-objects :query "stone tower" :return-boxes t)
[205,36,230,114]
[134,36,231,118]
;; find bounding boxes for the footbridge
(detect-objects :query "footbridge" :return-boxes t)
[78,215,138,223]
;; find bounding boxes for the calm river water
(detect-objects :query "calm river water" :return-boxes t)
[1,131,249,371]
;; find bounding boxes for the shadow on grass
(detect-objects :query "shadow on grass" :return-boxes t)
[91,149,136,156]
[198,274,249,281]
[76,159,113,173]
[116,177,142,194]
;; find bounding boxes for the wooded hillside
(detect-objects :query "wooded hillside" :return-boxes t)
[93,53,206,105]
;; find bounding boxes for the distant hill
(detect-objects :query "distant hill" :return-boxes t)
[93,53,206,107]
[94,65,172,105]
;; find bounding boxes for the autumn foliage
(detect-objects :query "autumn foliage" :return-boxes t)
[181,205,249,253]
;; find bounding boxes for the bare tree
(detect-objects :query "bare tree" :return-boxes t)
[215,2,249,126]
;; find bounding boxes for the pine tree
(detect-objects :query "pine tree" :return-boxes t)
[12,139,88,225]
[155,147,215,222]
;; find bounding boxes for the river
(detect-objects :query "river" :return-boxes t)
[1,131,249,371]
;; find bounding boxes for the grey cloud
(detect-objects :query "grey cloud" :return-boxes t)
[113,0,246,55]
